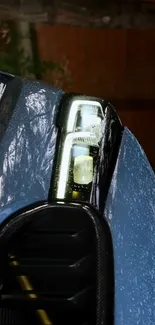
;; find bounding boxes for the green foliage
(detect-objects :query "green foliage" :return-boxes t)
[0,47,68,78]
[0,21,70,87]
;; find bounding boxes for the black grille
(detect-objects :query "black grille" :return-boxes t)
[0,203,113,325]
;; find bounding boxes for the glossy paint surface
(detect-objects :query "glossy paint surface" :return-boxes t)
[105,127,155,325]
[0,78,63,222]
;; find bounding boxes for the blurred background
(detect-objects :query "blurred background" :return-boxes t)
[0,18,154,168]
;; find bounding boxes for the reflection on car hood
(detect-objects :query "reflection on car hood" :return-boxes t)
[0,78,63,222]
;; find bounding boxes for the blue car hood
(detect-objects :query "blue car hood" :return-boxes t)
[0,77,63,222]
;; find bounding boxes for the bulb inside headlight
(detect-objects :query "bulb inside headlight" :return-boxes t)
[73,155,93,185]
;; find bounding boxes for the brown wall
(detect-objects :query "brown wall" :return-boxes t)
[36,26,155,100]
[36,25,155,168]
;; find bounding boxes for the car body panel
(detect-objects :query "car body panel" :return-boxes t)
[105,127,155,325]
[0,78,63,222]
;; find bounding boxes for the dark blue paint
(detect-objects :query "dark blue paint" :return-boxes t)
[0,79,63,222]
[105,127,155,325]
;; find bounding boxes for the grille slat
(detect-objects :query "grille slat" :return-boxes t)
[11,255,94,278]
[1,286,93,309]
[13,229,93,260]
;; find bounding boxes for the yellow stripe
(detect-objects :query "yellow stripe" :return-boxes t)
[37,310,52,325]
[9,255,53,325]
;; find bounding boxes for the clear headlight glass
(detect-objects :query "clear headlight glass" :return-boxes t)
[57,100,104,200]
